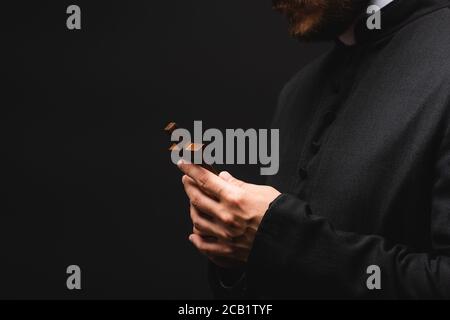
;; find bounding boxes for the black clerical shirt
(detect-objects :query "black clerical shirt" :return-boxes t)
[210,0,450,299]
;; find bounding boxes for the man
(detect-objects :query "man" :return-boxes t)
[178,0,450,298]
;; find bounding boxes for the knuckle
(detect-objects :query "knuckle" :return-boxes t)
[216,186,225,197]
[190,194,201,207]
[223,246,234,255]
[221,214,235,226]
[227,191,243,206]
[198,175,208,189]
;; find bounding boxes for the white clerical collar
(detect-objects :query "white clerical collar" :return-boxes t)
[370,0,395,9]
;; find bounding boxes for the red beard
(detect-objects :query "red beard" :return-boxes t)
[272,0,365,41]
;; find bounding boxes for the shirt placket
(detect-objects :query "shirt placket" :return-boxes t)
[291,47,363,199]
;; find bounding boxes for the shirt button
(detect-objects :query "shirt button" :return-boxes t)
[298,167,308,179]
[311,141,321,154]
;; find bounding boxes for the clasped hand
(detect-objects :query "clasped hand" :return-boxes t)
[178,160,281,268]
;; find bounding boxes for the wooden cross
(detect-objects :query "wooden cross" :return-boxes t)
[164,122,218,175]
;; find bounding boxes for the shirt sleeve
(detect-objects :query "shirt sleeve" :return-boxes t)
[245,187,450,298]
[240,110,450,299]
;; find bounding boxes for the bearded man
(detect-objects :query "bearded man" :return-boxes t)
[178,0,450,299]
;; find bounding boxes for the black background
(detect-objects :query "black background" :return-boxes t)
[1,1,329,299]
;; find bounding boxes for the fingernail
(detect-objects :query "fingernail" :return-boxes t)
[177,159,185,167]
[188,235,193,242]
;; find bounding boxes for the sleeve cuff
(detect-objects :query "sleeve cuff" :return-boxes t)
[245,193,312,297]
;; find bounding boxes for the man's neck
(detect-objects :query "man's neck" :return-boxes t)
[338,0,395,46]
[339,22,358,46]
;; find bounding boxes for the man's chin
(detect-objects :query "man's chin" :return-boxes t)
[289,25,336,42]
[277,0,368,42]
[288,16,355,42]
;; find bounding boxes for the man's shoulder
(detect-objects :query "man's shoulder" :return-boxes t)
[382,6,450,93]
[393,6,450,69]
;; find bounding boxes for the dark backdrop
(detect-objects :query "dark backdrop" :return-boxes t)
[1,1,330,299]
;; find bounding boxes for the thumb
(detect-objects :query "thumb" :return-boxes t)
[219,171,244,187]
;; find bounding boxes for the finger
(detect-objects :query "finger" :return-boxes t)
[182,175,216,199]
[193,226,218,242]
[219,171,244,187]
[183,175,237,228]
[183,175,224,219]
[190,205,231,240]
[189,234,233,257]
[178,160,231,198]
[193,225,216,239]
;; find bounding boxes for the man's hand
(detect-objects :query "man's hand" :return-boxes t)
[178,160,281,267]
